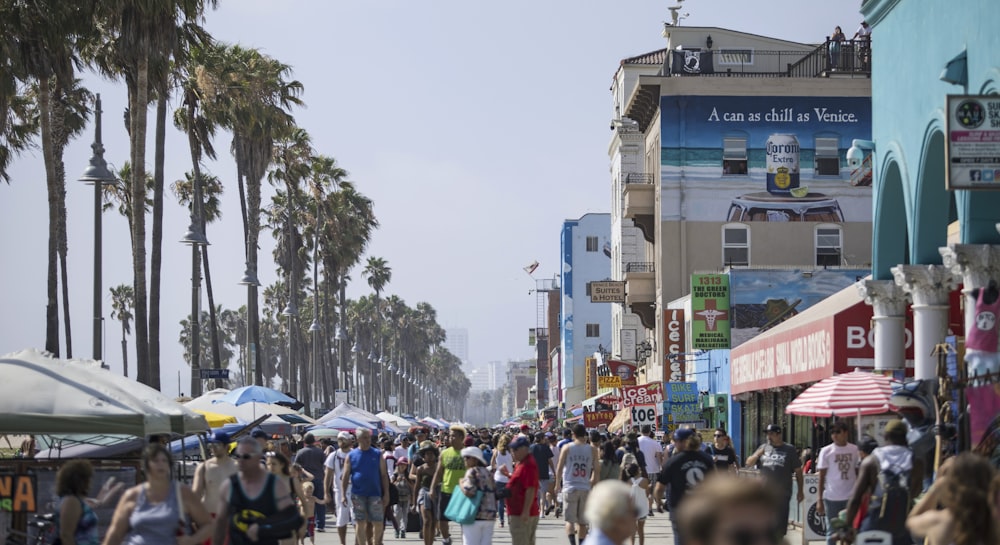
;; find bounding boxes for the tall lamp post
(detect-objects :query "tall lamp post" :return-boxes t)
[238,263,260,384]
[79,94,117,367]
[181,157,209,396]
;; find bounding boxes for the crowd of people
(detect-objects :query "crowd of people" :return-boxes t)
[40,417,1000,545]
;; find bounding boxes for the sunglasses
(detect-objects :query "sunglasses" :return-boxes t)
[714,434,725,437]
[237,453,258,460]
[725,527,780,545]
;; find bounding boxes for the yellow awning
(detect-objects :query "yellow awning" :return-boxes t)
[193,409,238,428]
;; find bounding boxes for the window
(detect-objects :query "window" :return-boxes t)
[586,324,601,337]
[815,137,841,176]
[723,137,748,175]
[586,236,599,252]
[816,224,843,266]
[723,224,750,266]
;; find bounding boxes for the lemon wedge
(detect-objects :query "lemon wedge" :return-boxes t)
[790,187,809,198]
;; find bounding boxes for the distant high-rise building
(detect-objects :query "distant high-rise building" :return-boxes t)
[444,328,470,364]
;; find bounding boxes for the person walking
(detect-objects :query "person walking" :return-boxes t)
[56,460,101,545]
[103,444,215,545]
[744,424,803,539]
[391,458,412,539]
[323,432,354,545]
[579,481,638,545]
[491,434,514,528]
[411,441,440,545]
[507,436,540,545]
[341,428,390,545]
[815,421,859,545]
[622,464,648,545]
[531,432,556,516]
[431,426,467,545]
[193,431,238,521]
[266,453,307,545]
[457,447,497,545]
[598,443,620,482]
[636,426,663,514]
[907,453,998,545]
[293,434,327,534]
[705,429,737,474]
[211,438,302,545]
[844,420,923,545]
[654,429,715,545]
[554,424,598,545]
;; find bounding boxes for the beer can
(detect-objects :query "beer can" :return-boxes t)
[765,134,800,194]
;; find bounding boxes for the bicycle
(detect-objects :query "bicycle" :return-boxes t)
[4,514,55,545]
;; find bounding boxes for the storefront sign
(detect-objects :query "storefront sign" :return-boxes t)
[802,474,825,540]
[597,376,622,389]
[585,357,597,398]
[691,274,731,349]
[583,410,616,429]
[630,404,659,430]
[731,316,835,395]
[664,382,701,423]
[620,329,637,361]
[946,95,1000,190]
[622,382,664,407]
[590,281,626,303]
[664,309,686,382]
[0,474,37,512]
[606,360,638,386]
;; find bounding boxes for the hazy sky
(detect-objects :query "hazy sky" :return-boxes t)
[0,1,864,394]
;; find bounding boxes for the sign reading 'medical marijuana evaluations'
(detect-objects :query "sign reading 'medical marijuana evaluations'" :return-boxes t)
[691,274,731,349]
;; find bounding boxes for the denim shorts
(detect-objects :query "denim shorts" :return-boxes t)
[351,495,384,523]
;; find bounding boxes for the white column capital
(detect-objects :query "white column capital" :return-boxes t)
[939,244,1000,290]
[891,264,956,306]
[858,279,908,316]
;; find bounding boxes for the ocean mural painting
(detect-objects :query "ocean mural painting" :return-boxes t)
[660,95,873,223]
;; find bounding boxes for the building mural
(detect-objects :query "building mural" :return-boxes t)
[660,95,873,222]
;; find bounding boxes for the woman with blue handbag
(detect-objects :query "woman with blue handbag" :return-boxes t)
[447,447,496,545]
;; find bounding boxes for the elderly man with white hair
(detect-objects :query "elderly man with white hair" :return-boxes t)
[581,480,638,545]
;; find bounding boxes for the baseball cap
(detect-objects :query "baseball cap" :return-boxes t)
[883,419,907,439]
[510,436,532,450]
[764,424,782,434]
[672,428,695,441]
[519,424,530,432]
[418,440,438,453]
[337,431,352,441]
[397,457,410,466]
[207,431,231,444]
[251,429,268,439]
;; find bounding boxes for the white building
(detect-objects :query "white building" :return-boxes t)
[560,214,613,406]
[444,328,469,364]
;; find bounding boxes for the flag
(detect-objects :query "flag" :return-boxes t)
[671,50,714,75]
[523,260,539,275]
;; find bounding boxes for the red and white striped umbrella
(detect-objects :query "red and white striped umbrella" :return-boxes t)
[785,370,896,417]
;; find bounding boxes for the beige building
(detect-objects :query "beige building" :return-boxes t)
[609,26,873,384]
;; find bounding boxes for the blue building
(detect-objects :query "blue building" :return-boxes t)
[560,214,613,406]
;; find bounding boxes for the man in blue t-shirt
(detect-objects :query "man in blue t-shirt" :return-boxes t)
[341,428,390,545]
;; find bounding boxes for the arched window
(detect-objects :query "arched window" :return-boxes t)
[722,223,750,266]
[815,224,843,266]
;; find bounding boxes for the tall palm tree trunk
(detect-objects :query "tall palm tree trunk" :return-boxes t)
[149,93,167,389]
[55,120,72,358]
[121,321,129,377]
[201,246,224,390]
[131,55,152,388]
[40,77,60,356]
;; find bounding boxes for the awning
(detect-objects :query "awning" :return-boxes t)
[730,284,909,395]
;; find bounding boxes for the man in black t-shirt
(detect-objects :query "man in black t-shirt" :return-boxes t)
[744,424,803,538]
[654,428,714,545]
[530,432,556,515]
[705,428,738,472]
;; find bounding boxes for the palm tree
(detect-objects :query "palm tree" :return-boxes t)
[0,90,37,184]
[363,256,391,408]
[109,284,133,377]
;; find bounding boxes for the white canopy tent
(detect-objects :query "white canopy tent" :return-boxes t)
[318,403,382,428]
[376,411,415,429]
[0,349,208,437]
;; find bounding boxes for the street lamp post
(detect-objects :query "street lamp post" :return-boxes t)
[79,94,117,368]
[181,157,209,396]
[238,262,260,384]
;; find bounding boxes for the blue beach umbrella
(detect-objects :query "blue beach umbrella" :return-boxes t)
[214,385,296,406]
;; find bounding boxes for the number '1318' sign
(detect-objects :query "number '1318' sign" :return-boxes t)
[630,404,658,430]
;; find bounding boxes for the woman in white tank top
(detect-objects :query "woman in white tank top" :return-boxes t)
[490,435,514,528]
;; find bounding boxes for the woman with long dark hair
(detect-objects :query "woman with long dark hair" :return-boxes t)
[907,452,998,545]
[102,444,214,545]
[56,460,99,545]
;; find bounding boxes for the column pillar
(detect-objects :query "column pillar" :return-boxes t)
[940,244,1000,333]
[892,265,956,380]
[858,280,909,371]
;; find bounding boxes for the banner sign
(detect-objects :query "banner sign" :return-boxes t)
[0,473,37,512]
[664,382,701,423]
[691,274,731,349]
[630,404,659,430]
[597,375,622,389]
[590,281,626,303]
[583,410,616,429]
[622,382,664,407]
[606,360,638,386]
[664,309,685,382]
[945,95,1000,190]
[585,357,597,398]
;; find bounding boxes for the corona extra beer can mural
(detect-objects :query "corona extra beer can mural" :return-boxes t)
[765,134,800,194]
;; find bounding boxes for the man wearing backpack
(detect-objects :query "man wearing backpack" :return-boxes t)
[615,433,647,479]
[844,419,923,545]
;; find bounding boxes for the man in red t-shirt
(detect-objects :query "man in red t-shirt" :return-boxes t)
[507,436,540,545]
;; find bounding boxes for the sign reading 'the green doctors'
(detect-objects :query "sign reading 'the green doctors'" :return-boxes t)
[691,274,731,349]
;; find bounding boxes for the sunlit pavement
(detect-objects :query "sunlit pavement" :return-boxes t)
[308,507,807,545]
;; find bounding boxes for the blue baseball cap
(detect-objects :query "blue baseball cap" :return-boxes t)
[510,436,532,450]
[207,431,231,444]
[672,428,695,441]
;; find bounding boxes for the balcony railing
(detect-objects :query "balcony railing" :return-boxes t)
[624,262,656,273]
[788,38,871,78]
[622,172,654,185]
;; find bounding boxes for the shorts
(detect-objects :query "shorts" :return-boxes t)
[306,516,315,538]
[563,489,589,525]
[539,480,551,500]
[417,488,435,513]
[437,491,453,522]
[334,490,353,527]
[351,495,384,523]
